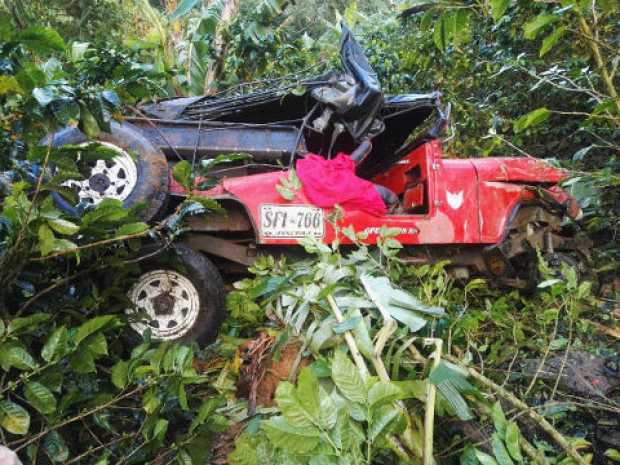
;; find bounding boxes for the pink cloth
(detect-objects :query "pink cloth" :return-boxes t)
[296,153,386,216]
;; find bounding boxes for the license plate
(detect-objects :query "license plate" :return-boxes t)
[260,204,324,238]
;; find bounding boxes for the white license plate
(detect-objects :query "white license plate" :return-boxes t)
[260,204,324,238]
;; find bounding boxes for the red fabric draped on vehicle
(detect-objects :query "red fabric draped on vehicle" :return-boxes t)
[295,153,386,216]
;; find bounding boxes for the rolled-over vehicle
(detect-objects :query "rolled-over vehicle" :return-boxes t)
[47,28,588,344]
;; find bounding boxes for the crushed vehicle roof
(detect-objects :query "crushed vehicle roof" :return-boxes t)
[137,26,443,177]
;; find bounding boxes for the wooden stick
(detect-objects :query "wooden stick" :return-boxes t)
[423,338,442,465]
[444,355,588,465]
[371,318,397,382]
[326,294,370,379]
[327,294,421,464]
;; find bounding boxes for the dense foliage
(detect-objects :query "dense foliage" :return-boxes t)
[0,0,618,464]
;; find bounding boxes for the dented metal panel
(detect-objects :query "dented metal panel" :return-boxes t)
[203,140,480,245]
[126,117,306,162]
[168,136,580,256]
[470,157,567,184]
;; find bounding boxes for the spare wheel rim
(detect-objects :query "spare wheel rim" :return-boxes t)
[62,142,138,206]
[127,269,201,340]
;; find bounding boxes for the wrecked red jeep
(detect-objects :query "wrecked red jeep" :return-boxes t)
[47,28,588,344]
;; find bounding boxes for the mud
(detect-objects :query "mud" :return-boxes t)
[236,333,310,409]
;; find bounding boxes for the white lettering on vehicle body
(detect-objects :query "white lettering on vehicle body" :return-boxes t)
[260,204,324,238]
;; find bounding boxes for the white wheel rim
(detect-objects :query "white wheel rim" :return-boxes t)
[126,269,201,340]
[62,142,138,206]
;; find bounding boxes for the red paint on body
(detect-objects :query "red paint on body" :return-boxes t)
[169,140,578,247]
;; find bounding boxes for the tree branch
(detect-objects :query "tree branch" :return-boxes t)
[10,386,148,452]
[445,354,590,465]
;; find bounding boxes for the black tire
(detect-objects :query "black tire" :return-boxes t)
[126,243,226,345]
[46,121,168,222]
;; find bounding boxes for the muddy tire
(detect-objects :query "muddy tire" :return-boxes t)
[46,121,168,222]
[126,243,225,345]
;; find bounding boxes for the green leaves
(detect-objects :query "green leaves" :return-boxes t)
[81,199,128,226]
[523,14,559,40]
[432,10,471,51]
[43,431,69,463]
[74,315,116,345]
[116,222,149,237]
[111,360,129,389]
[360,274,442,332]
[37,224,78,256]
[199,153,251,174]
[33,86,56,106]
[505,422,523,462]
[489,0,510,22]
[24,381,57,414]
[0,344,37,371]
[264,353,407,461]
[539,26,566,57]
[429,362,475,420]
[189,397,225,433]
[274,367,322,429]
[0,75,21,95]
[275,169,301,201]
[318,387,338,430]
[368,381,402,409]
[331,351,366,404]
[68,316,117,373]
[275,382,315,427]
[491,401,507,436]
[513,108,550,133]
[48,218,80,235]
[42,327,69,362]
[162,344,193,373]
[0,399,30,435]
[369,405,400,441]
[79,104,102,138]
[16,26,65,54]
[475,450,499,465]
[262,416,320,454]
[488,404,523,464]
[346,308,373,358]
[8,313,52,335]
[297,367,321,421]
[168,0,202,21]
[606,449,620,463]
[491,433,515,465]
[433,14,448,51]
[173,160,193,191]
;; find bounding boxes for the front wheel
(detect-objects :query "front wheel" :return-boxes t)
[126,243,225,345]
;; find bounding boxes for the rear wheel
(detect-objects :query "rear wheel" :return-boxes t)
[126,243,225,345]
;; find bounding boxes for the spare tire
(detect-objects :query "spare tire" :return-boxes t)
[46,121,168,221]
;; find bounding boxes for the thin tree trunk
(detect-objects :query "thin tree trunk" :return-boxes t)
[203,0,240,95]
[576,12,620,117]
